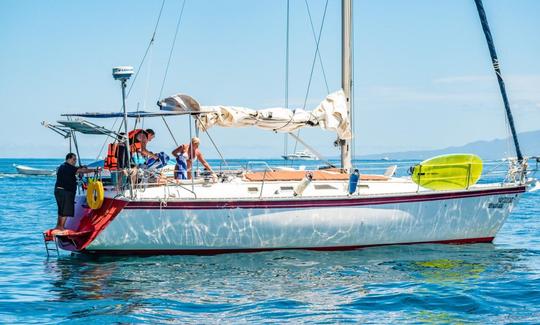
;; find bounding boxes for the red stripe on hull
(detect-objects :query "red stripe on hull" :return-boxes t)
[81,237,495,256]
[125,186,526,210]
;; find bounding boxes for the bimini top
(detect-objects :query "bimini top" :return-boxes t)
[61,110,207,119]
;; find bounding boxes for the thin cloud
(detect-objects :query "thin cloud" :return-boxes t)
[359,74,540,111]
[360,86,491,103]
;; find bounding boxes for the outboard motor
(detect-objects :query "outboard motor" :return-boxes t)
[348,169,360,194]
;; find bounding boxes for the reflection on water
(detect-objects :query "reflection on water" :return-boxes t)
[31,244,539,323]
[0,159,539,323]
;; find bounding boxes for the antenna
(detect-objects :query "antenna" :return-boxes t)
[113,66,134,197]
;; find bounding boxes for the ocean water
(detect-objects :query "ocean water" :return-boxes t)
[0,158,539,324]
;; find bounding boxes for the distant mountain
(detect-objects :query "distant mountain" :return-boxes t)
[360,130,540,160]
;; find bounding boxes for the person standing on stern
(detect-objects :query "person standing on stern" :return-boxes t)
[52,153,100,235]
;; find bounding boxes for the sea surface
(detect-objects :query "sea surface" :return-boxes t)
[0,158,539,324]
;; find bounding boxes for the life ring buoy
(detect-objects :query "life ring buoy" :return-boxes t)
[86,180,104,210]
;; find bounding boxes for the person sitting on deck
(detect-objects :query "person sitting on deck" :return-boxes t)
[128,128,157,164]
[171,137,215,180]
[52,153,101,235]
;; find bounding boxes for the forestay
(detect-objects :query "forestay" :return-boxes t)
[158,90,351,140]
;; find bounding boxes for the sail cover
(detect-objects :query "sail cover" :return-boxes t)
[158,90,351,140]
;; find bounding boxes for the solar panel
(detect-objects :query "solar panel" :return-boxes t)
[57,120,116,135]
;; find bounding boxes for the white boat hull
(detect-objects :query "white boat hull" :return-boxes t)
[78,186,523,254]
[14,164,55,176]
[282,155,318,161]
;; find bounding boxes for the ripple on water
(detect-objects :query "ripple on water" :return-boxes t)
[0,159,539,323]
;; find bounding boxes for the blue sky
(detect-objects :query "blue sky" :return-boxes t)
[1,0,539,159]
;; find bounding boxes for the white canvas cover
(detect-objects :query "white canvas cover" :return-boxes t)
[158,90,351,140]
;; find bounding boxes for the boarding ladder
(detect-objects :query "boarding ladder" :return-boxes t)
[42,230,59,257]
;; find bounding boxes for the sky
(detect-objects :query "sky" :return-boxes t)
[0,0,539,159]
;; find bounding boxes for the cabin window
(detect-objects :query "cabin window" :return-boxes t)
[314,184,337,190]
[248,187,259,193]
[280,186,294,191]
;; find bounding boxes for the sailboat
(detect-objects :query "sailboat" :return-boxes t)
[43,0,533,255]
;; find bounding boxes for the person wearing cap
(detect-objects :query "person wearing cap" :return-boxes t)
[171,137,215,180]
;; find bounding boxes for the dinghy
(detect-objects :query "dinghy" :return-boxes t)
[14,164,55,176]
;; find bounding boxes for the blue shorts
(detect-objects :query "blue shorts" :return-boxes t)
[175,156,187,180]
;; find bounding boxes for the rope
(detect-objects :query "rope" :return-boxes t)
[159,0,187,99]
[196,117,230,168]
[127,0,166,97]
[161,116,179,147]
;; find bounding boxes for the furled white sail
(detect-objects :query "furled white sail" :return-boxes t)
[158,90,351,140]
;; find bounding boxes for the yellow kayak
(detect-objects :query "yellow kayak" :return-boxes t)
[411,154,483,190]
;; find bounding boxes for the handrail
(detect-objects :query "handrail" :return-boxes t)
[245,161,274,172]
[259,169,268,199]
[168,178,197,199]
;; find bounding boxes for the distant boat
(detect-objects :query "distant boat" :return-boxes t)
[13,164,55,176]
[281,150,319,161]
[381,157,390,161]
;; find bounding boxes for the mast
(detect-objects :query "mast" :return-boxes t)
[473,0,523,162]
[340,0,352,171]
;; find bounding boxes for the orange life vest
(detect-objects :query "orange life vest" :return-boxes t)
[128,129,148,153]
[105,143,119,170]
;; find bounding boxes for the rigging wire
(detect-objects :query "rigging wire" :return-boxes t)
[302,0,329,109]
[305,0,330,94]
[291,0,329,165]
[95,0,166,160]
[95,118,120,161]
[473,0,523,162]
[127,0,166,97]
[196,117,230,169]
[159,0,187,99]
[158,0,187,148]
[161,116,179,147]
[143,40,155,112]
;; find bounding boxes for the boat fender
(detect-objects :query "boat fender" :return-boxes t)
[348,169,360,194]
[294,172,313,197]
[86,180,104,210]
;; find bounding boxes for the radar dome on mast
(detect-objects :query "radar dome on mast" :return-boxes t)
[112,66,134,81]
